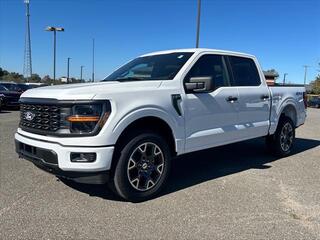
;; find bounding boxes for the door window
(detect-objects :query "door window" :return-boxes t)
[185,55,230,89]
[228,56,261,86]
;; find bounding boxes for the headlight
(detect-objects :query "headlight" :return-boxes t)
[65,102,111,134]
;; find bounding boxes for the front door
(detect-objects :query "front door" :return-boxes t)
[182,54,240,153]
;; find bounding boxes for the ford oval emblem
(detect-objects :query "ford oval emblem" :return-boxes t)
[25,111,35,121]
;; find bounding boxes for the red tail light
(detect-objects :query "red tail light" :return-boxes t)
[303,92,308,109]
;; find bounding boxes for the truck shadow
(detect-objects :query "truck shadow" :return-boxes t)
[60,137,320,202]
[164,137,320,196]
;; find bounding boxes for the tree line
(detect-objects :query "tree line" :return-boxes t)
[0,67,84,84]
[309,63,320,94]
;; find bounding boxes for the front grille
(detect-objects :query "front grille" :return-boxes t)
[20,104,61,132]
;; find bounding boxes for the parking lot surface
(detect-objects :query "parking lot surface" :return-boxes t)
[0,108,319,240]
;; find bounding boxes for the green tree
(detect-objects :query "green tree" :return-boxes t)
[29,73,41,83]
[310,75,320,94]
[0,67,9,78]
[309,63,320,94]
[41,75,52,84]
[1,71,24,82]
[0,67,10,78]
[264,69,279,79]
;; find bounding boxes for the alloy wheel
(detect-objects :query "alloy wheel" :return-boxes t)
[127,142,164,191]
[280,122,293,152]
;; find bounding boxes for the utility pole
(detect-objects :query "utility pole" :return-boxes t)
[92,38,95,82]
[303,65,310,86]
[23,0,32,82]
[283,73,288,85]
[80,65,84,82]
[67,57,71,83]
[195,0,201,48]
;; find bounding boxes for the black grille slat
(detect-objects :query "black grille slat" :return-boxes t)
[20,103,61,133]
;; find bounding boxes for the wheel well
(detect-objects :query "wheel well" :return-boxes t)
[115,116,177,157]
[280,105,297,126]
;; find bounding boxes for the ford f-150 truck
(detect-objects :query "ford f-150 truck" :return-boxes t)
[15,49,307,201]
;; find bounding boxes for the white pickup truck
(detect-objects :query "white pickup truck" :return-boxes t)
[15,48,307,201]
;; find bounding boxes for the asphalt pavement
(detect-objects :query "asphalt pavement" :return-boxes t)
[0,108,319,240]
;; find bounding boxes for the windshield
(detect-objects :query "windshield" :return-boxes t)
[103,52,194,81]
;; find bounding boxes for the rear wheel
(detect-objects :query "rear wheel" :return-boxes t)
[110,132,171,202]
[266,116,295,157]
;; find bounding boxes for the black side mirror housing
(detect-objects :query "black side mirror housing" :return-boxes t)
[185,76,213,93]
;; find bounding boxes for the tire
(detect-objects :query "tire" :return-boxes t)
[266,116,295,157]
[110,132,171,202]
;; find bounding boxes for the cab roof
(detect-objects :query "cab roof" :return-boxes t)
[141,48,255,58]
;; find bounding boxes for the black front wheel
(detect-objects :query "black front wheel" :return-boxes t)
[110,132,171,202]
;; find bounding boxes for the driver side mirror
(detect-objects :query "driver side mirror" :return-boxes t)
[185,76,213,93]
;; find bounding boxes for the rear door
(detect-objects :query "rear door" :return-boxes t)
[182,54,240,153]
[227,56,271,139]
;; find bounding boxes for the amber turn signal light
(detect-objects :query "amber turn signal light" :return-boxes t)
[67,116,100,122]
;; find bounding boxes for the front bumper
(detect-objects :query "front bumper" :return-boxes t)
[15,132,115,184]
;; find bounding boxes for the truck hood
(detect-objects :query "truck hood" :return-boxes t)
[21,81,162,100]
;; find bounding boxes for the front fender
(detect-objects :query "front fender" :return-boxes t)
[112,107,185,154]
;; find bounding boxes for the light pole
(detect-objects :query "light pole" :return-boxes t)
[283,73,288,85]
[80,65,84,82]
[45,26,64,84]
[196,0,201,48]
[67,57,71,83]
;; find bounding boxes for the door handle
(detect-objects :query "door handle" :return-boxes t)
[226,96,238,102]
[261,95,269,100]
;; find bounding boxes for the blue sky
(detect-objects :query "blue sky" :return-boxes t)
[0,0,319,83]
